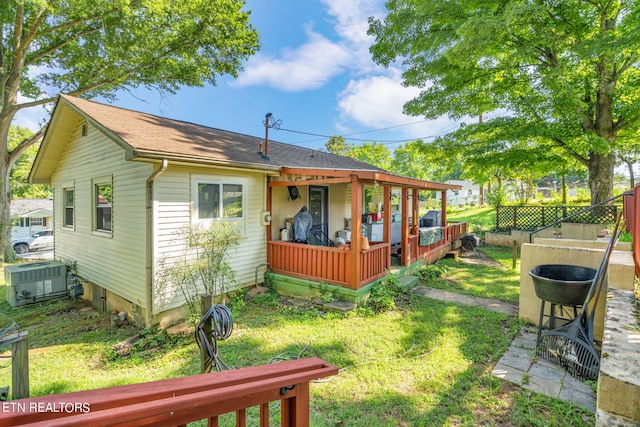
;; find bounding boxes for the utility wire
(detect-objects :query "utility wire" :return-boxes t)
[277,111,507,147]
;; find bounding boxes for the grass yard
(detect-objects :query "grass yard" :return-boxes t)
[0,252,595,426]
[419,248,521,304]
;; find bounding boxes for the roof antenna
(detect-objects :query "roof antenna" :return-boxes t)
[262,112,281,161]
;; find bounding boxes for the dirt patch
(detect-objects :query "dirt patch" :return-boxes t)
[459,247,506,268]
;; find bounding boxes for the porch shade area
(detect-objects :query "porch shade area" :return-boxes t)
[267,168,463,290]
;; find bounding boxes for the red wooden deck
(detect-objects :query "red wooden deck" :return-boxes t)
[268,222,466,290]
[0,357,338,427]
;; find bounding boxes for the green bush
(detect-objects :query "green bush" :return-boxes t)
[362,274,405,313]
[419,263,447,280]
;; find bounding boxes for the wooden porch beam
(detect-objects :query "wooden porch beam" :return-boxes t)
[268,177,351,187]
[280,168,462,191]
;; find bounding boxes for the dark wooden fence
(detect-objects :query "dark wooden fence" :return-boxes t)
[495,205,618,231]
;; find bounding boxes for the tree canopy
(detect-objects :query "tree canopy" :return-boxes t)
[369,0,640,205]
[9,125,51,199]
[0,0,259,261]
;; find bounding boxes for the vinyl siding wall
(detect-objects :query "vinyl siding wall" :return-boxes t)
[152,165,268,312]
[51,120,151,309]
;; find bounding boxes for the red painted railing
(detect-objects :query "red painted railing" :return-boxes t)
[268,242,352,287]
[358,242,390,287]
[0,357,338,427]
[268,222,467,289]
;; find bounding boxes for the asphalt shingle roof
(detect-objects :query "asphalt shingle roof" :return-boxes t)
[61,95,384,172]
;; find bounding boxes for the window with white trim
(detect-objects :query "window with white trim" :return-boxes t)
[195,180,244,222]
[64,187,75,228]
[93,178,113,233]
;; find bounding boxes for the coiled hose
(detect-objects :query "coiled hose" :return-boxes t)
[195,304,234,372]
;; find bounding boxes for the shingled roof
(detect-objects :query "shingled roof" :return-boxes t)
[56,95,384,172]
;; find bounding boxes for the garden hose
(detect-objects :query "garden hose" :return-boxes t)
[195,304,234,372]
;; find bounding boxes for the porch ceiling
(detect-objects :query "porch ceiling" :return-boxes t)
[278,167,462,191]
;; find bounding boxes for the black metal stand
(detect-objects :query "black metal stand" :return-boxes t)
[536,300,580,341]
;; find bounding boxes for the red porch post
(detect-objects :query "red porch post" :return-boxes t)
[401,187,409,266]
[266,179,272,242]
[441,190,447,226]
[350,175,362,289]
[383,185,392,244]
[412,189,419,235]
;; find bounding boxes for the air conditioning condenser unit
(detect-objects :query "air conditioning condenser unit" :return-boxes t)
[4,261,68,307]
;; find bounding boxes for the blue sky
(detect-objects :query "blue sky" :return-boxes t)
[16,0,465,152]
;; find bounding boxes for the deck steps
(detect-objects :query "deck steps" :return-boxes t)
[445,250,460,260]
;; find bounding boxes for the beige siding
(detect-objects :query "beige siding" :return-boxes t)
[329,184,348,239]
[153,166,268,312]
[51,120,152,308]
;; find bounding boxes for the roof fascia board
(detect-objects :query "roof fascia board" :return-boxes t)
[130,151,282,175]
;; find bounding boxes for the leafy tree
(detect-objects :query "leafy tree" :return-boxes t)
[324,135,349,156]
[324,137,392,170]
[0,0,259,261]
[390,139,461,182]
[369,0,640,206]
[348,141,392,170]
[9,125,51,199]
[614,132,640,188]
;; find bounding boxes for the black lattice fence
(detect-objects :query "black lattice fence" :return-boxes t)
[495,205,618,231]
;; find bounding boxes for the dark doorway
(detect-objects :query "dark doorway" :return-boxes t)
[309,186,329,241]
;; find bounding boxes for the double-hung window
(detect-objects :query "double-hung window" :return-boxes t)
[63,187,75,228]
[93,177,113,233]
[195,180,244,222]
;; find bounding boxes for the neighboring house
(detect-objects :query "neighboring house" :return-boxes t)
[10,198,53,239]
[30,95,463,327]
[436,180,482,206]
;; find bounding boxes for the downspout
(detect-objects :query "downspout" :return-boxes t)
[145,159,168,327]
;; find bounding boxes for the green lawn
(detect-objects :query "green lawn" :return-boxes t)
[422,253,520,303]
[447,205,495,234]
[0,255,594,426]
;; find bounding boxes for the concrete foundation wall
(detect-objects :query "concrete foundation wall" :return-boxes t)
[596,288,640,426]
[487,223,604,247]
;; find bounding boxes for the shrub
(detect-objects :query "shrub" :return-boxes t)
[419,263,447,281]
[362,274,405,313]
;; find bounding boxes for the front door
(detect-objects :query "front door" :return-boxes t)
[309,186,329,244]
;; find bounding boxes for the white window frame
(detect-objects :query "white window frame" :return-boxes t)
[192,176,246,233]
[92,176,113,235]
[63,185,75,229]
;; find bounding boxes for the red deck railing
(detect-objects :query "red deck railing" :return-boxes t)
[268,222,467,289]
[0,357,338,427]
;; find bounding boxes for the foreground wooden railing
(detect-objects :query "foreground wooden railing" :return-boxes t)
[0,357,338,427]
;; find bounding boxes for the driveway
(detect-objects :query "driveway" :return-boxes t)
[18,250,53,261]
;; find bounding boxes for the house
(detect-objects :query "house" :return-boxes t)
[435,180,482,206]
[10,198,53,239]
[30,95,464,327]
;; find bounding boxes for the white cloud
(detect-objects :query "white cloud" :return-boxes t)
[336,72,461,141]
[233,25,351,92]
[235,0,384,92]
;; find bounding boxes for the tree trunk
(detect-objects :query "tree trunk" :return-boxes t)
[0,148,15,262]
[624,160,635,188]
[587,152,616,205]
